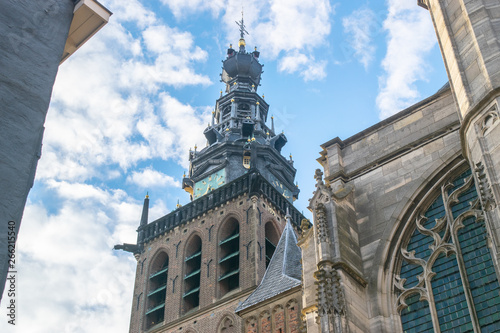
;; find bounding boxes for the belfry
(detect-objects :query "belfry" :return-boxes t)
[116,15,306,333]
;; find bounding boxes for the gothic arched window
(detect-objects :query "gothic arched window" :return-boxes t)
[218,218,240,296]
[265,222,279,268]
[218,316,237,333]
[145,252,168,329]
[183,235,202,313]
[395,168,500,332]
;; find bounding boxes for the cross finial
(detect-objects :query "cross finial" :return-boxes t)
[235,9,249,39]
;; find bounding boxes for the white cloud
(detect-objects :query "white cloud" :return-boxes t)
[279,52,309,74]
[251,0,332,58]
[105,0,157,28]
[160,0,225,18]
[376,0,437,119]
[302,60,328,81]
[279,53,327,81]
[127,167,180,188]
[1,2,214,330]
[0,181,155,333]
[37,0,212,183]
[159,93,212,165]
[342,8,377,69]
[160,0,334,81]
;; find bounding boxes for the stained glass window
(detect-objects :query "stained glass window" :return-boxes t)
[396,169,500,332]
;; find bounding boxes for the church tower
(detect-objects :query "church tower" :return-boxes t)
[116,16,305,333]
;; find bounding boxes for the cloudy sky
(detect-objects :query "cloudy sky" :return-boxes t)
[1,0,449,332]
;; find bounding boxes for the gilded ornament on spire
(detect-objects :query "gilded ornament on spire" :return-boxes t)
[235,9,248,47]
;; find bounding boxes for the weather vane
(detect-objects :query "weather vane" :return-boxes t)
[235,9,248,39]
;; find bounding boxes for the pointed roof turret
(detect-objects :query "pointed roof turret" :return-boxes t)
[113,193,149,254]
[235,217,302,313]
[140,193,149,227]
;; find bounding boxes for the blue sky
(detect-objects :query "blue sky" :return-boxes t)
[1,0,449,331]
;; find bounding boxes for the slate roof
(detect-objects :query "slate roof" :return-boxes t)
[235,215,302,313]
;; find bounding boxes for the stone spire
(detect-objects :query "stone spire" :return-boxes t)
[140,193,149,227]
[113,193,149,254]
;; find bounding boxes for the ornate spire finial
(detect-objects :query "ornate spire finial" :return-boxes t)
[236,9,248,40]
[236,9,248,49]
[314,169,324,186]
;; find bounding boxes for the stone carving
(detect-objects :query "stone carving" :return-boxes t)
[286,298,298,309]
[272,304,284,314]
[478,105,499,136]
[314,169,324,186]
[315,264,345,332]
[219,316,236,333]
[475,162,496,211]
[300,218,310,233]
[311,169,332,203]
[315,203,330,244]
[259,309,271,320]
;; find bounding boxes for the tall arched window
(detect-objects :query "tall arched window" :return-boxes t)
[145,252,168,329]
[395,168,500,332]
[265,222,279,268]
[183,235,202,313]
[219,218,240,296]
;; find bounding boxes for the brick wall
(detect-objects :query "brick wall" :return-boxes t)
[273,308,284,332]
[261,315,271,333]
[129,194,290,332]
[287,304,300,333]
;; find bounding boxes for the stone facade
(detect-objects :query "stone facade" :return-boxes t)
[300,1,500,331]
[0,0,75,300]
[0,0,110,300]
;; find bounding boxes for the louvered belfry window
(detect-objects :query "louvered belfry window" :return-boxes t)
[145,253,168,329]
[219,219,240,296]
[183,235,202,313]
